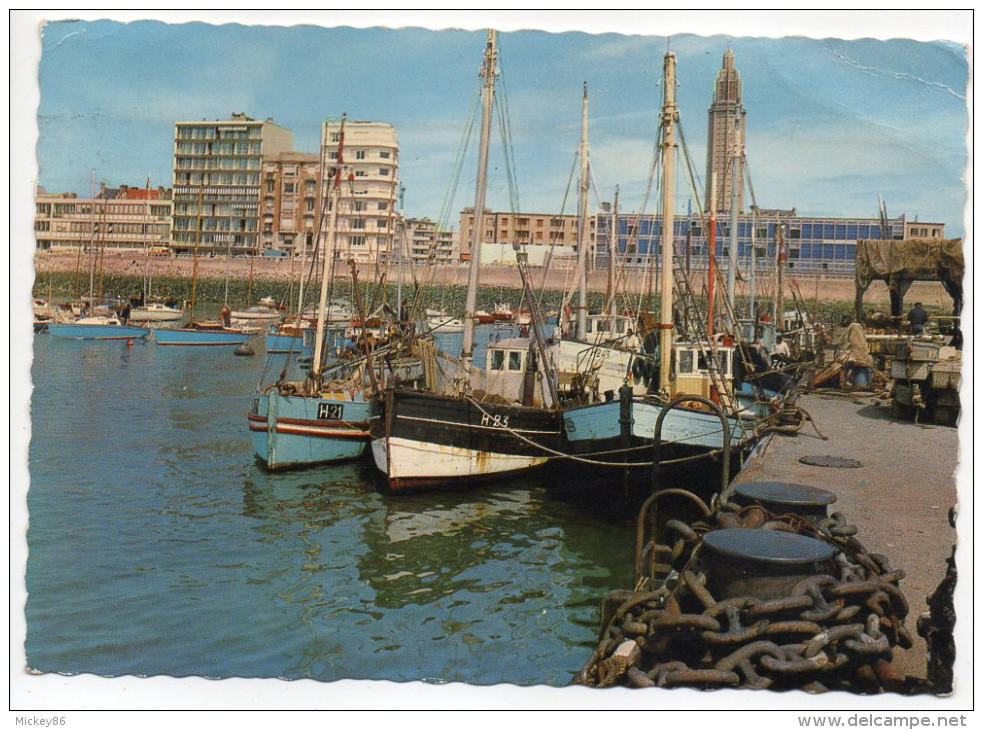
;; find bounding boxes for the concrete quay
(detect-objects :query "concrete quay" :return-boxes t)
[731,392,964,683]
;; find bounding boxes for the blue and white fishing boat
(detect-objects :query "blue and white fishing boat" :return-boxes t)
[249,115,375,470]
[551,53,787,491]
[47,316,150,341]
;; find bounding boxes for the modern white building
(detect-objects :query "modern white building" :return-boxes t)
[401,217,458,265]
[172,112,293,254]
[320,118,399,264]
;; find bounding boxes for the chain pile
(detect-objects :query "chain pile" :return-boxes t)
[576,497,913,693]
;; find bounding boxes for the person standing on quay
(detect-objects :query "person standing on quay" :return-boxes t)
[908,301,929,335]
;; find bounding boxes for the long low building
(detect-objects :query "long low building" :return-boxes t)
[34,184,172,253]
[459,206,946,275]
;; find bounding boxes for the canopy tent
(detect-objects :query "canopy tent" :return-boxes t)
[854,238,964,320]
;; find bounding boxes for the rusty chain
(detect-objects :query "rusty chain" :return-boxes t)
[577,499,913,693]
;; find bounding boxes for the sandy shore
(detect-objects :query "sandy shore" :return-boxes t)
[33,250,954,309]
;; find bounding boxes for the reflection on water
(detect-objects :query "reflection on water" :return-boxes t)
[27,328,635,686]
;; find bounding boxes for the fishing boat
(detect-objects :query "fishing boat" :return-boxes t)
[153,188,253,347]
[249,115,375,470]
[370,31,566,493]
[554,53,788,492]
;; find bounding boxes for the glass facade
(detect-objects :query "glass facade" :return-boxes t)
[598,211,911,275]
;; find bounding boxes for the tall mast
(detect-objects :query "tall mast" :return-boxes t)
[312,114,346,385]
[658,52,677,393]
[774,215,785,326]
[575,82,590,341]
[189,185,203,322]
[606,185,619,323]
[707,173,717,337]
[460,29,497,382]
[749,204,757,323]
[727,115,742,323]
[396,183,405,323]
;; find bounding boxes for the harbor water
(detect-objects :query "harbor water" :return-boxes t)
[25,325,635,686]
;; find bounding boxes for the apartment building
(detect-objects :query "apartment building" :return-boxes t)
[261,152,322,255]
[34,184,172,253]
[457,208,592,267]
[172,113,293,254]
[398,217,458,265]
[320,118,399,264]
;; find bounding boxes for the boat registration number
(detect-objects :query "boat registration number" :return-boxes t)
[317,402,344,420]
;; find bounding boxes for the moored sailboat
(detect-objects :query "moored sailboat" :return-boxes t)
[48,192,150,341]
[153,188,253,346]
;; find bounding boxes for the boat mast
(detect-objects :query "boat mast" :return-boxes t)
[189,185,203,323]
[312,114,347,386]
[658,52,677,393]
[460,29,497,384]
[727,116,741,325]
[606,185,619,325]
[707,174,717,337]
[575,82,590,341]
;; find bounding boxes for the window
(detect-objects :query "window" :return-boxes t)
[350,235,366,246]
[354,170,368,177]
[490,350,505,370]
[379,150,391,159]
[352,218,365,230]
[283,183,295,193]
[377,201,388,211]
[379,168,390,176]
[330,132,340,142]
[355,150,366,160]
[508,352,523,371]
[678,350,694,374]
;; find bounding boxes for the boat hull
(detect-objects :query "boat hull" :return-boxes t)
[153,327,251,346]
[265,331,307,354]
[369,388,564,492]
[248,392,371,470]
[559,397,751,494]
[47,322,151,340]
[128,307,183,323]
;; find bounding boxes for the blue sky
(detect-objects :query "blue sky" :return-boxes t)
[28,11,969,235]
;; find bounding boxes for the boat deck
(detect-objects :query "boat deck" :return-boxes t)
[731,392,963,682]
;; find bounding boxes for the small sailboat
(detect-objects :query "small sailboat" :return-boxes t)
[48,194,150,341]
[249,115,374,470]
[47,315,151,341]
[129,187,184,324]
[153,187,252,347]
